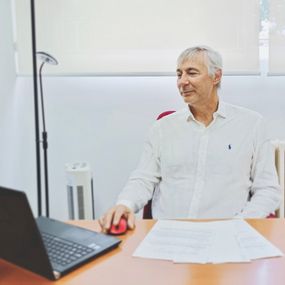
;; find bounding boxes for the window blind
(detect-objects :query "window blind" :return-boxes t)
[15,0,260,75]
[268,0,285,75]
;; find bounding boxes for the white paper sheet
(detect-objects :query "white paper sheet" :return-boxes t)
[133,220,214,263]
[234,219,283,260]
[133,219,283,264]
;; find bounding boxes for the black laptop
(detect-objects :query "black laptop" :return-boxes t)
[0,186,121,280]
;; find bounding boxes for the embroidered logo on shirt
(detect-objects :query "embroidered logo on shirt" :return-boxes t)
[228,144,232,150]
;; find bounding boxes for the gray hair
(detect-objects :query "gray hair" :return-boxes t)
[177,45,223,87]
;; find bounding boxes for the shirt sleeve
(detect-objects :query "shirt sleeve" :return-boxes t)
[116,122,161,213]
[236,117,281,218]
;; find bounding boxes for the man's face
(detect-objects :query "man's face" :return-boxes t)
[176,53,220,107]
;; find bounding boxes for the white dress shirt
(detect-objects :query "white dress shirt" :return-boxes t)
[117,101,281,219]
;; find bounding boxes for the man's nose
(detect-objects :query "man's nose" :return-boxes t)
[179,74,190,86]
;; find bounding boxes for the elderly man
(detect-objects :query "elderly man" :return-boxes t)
[99,46,281,232]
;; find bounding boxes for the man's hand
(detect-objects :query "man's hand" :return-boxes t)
[99,204,135,233]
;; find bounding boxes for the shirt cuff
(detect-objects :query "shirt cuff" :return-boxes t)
[234,210,268,219]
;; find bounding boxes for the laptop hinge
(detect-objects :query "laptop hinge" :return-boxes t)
[53,271,61,280]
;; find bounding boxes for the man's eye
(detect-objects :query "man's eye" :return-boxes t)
[177,74,182,78]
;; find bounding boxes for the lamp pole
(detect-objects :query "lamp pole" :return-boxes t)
[39,61,49,217]
[30,0,42,217]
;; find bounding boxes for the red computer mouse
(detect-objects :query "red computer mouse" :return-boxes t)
[109,218,128,235]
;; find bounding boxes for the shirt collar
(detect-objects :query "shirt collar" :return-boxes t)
[184,100,228,122]
[214,101,227,119]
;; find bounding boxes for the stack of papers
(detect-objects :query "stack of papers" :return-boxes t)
[133,219,283,264]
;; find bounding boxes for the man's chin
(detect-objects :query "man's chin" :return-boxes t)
[183,97,194,104]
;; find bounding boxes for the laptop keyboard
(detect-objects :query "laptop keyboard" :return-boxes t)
[41,232,96,266]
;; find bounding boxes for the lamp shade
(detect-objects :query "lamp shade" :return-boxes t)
[36,51,58,65]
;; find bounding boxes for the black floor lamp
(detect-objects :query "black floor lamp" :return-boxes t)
[30,0,58,217]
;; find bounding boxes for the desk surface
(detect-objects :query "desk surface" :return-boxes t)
[1,219,285,285]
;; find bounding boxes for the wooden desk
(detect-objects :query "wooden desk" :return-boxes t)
[1,219,285,285]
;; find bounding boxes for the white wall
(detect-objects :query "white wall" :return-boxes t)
[0,0,16,107]
[0,0,17,190]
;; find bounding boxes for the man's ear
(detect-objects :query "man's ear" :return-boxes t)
[213,69,222,86]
